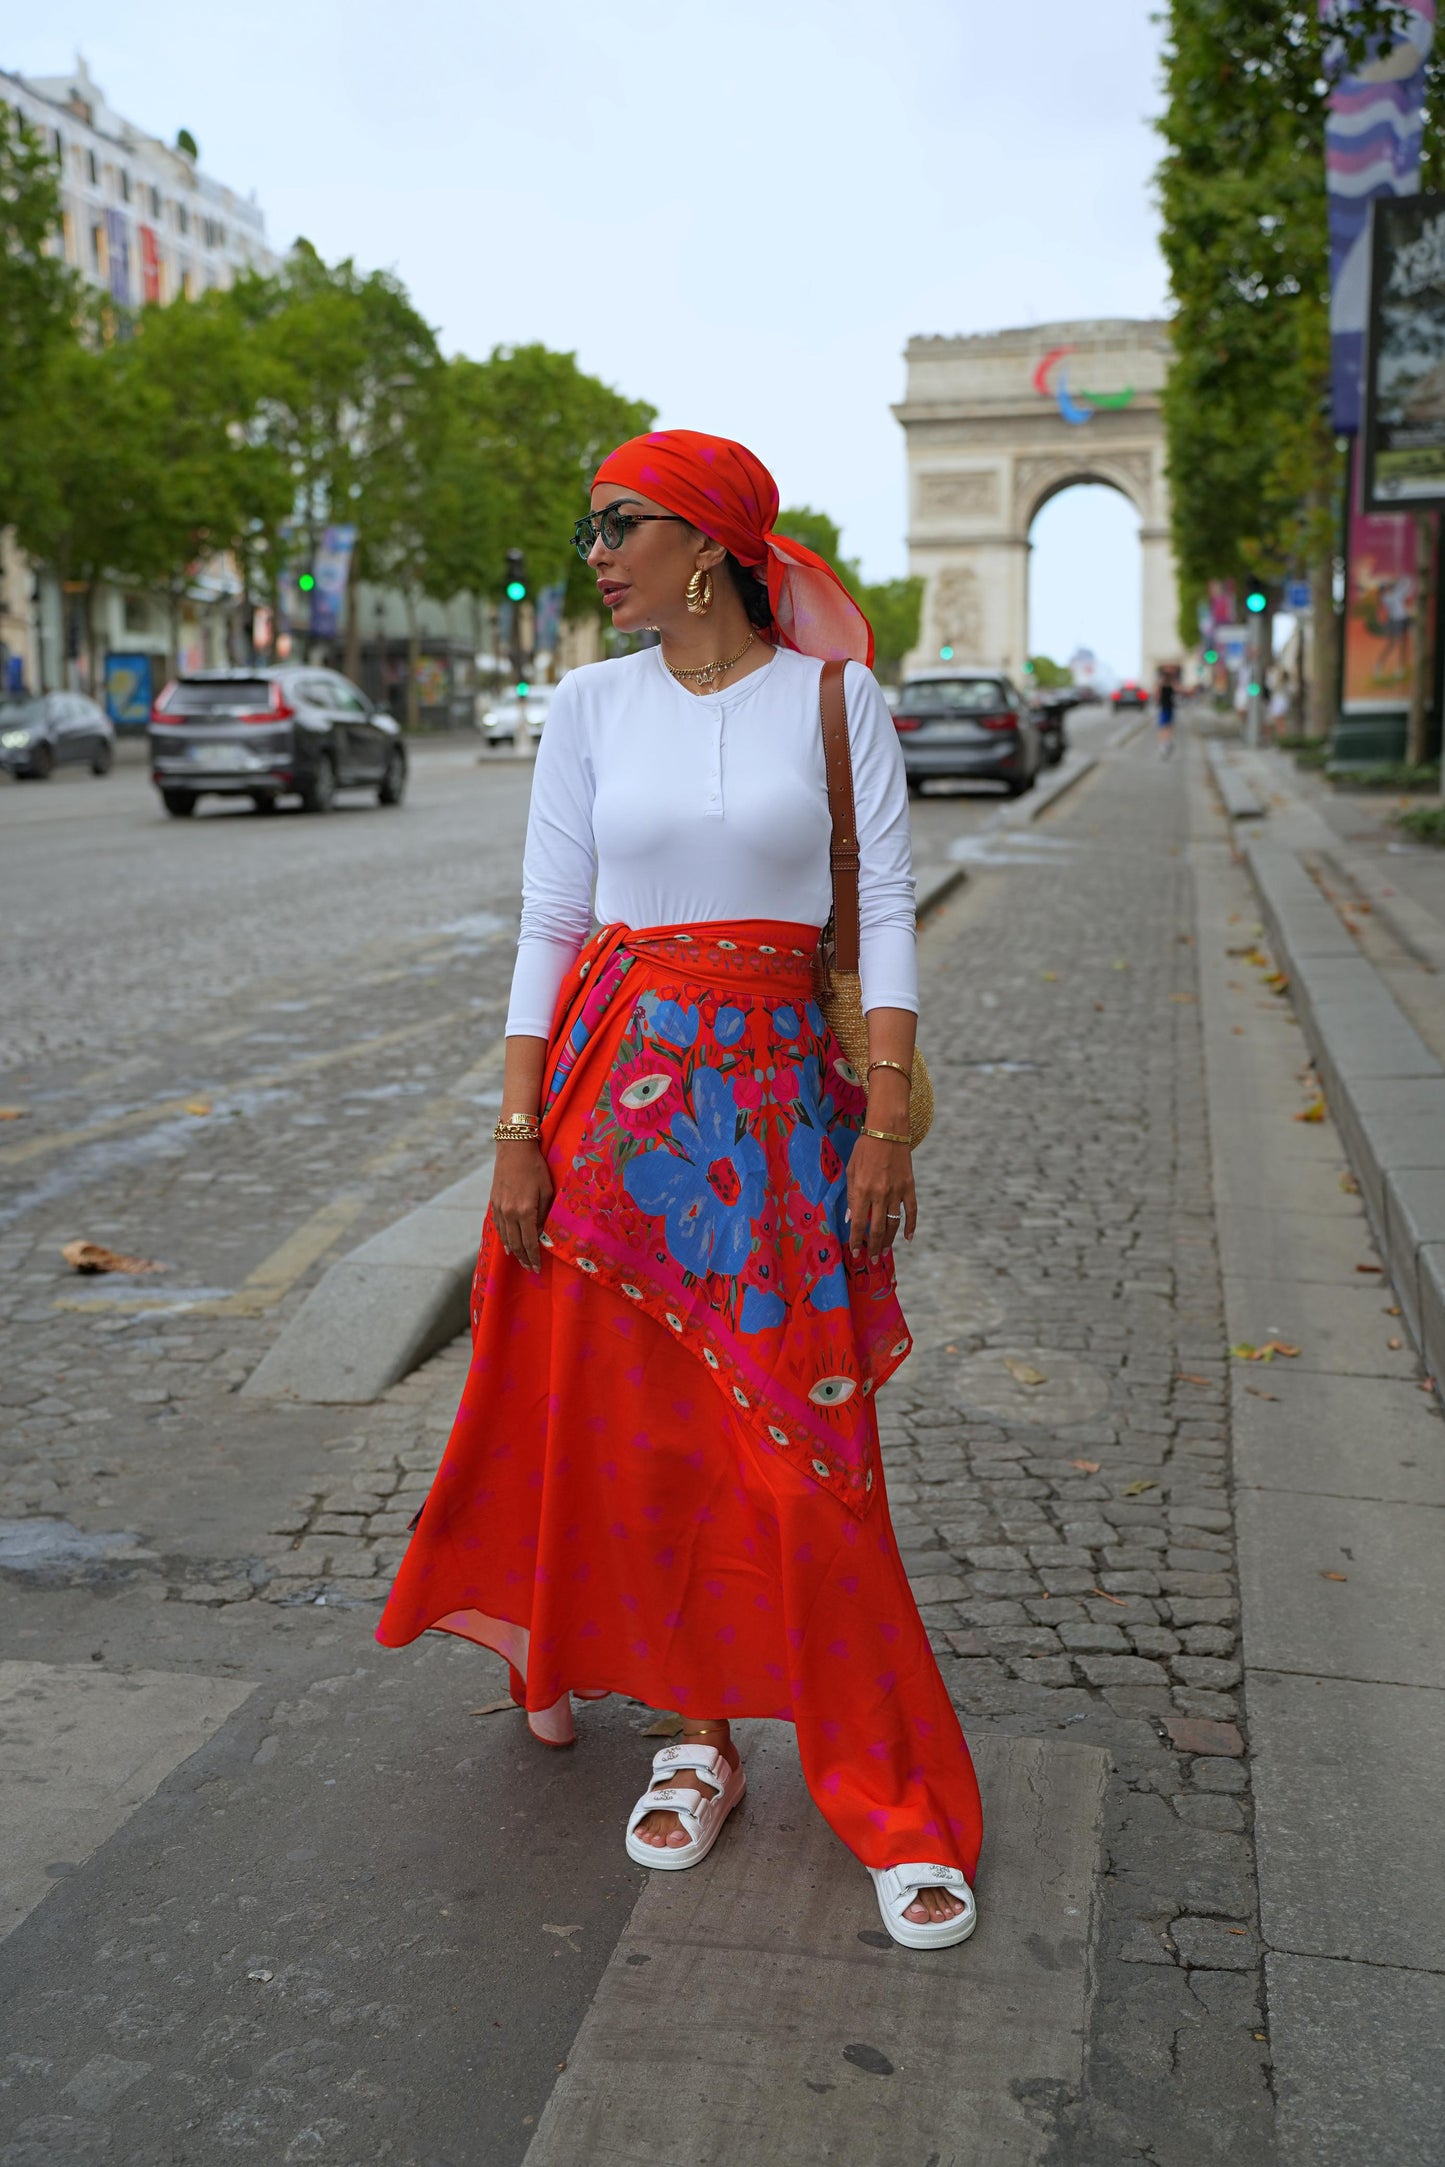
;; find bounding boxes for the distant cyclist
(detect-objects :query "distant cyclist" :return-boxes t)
[1156,671,1176,758]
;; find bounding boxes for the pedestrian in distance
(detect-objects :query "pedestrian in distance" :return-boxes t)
[376,429,983,1950]
[1156,671,1176,758]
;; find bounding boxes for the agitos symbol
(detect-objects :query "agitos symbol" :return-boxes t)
[1032,346,1136,427]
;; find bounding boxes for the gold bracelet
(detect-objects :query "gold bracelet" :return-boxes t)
[866,1059,911,1080]
[493,1115,540,1143]
[860,1126,912,1146]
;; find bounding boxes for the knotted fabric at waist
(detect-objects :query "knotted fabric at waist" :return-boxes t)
[609,918,823,1000]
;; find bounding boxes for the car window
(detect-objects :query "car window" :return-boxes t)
[160,679,275,715]
[298,676,337,709]
[327,678,367,716]
[901,679,1010,712]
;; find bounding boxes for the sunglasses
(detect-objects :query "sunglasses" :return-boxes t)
[570,504,691,560]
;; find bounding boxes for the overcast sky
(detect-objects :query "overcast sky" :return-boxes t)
[12,0,1169,673]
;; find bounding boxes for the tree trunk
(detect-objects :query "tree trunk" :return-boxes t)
[85,583,100,701]
[405,590,421,734]
[1406,513,1434,769]
[1307,548,1338,743]
[344,546,361,685]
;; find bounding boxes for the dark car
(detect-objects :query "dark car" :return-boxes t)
[1111,681,1148,708]
[148,667,407,818]
[0,691,114,780]
[892,670,1041,796]
[1025,685,1084,767]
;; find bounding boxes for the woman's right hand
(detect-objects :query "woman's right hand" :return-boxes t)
[490,1141,554,1272]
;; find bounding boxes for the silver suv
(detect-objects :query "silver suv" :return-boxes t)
[148,667,407,818]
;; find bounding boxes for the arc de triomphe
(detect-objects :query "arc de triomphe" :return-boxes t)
[894,318,1179,684]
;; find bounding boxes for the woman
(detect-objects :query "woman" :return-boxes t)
[377,430,983,1949]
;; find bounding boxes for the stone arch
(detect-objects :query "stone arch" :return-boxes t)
[894,320,1179,684]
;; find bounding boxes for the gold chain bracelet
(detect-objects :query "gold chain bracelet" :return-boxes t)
[493,1113,541,1143]
[859,1125,912,1146]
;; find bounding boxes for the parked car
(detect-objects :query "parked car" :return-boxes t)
[148,667,407,818]
[478,688,553,746]
[891,669,1041,795]
[1111,681,1148,708]
[1025,686,1083,767]
[0,691,114,780]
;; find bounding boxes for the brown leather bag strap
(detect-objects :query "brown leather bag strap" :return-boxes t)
[819,658,861,974]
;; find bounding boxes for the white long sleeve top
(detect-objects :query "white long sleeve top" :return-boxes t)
[504,644,918,1038]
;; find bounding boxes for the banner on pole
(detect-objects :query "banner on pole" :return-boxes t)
[1324,0,1435,434]
[309,524,357,640]
[1364,191,1445,506]
[532,581,566,656]
[1343,443,1436,708]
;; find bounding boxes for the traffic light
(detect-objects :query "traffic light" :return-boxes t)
[505,549,527,605]
[298,572,316,593]
[1203,647,1218,664]
[1245,589,1267,614]
[939,644,955,661]
[516,679,530,697]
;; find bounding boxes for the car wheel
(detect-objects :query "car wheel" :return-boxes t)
[299,751,336,814]
[161,788,196,818]
[377,746,407,806]
[90,740,114,776]
[29,743,54,780]
[1004,770,1035,797]
[250,792,279,815]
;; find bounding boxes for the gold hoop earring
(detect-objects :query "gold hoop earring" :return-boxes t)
[685,568,713,615]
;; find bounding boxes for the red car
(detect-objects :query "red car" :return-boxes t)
[1111,681,1148,708]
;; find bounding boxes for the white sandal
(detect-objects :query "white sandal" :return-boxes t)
[624,1742,746,1871]
[868,1862,977,1950]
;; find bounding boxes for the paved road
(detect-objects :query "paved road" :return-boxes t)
[15,697,1345,2165]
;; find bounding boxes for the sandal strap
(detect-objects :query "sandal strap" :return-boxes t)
[626,1788,703,1842]
[877,1862,973,1913]
[650,1743,725,1782]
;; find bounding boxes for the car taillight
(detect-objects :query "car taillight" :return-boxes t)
[238,691,295,724]
[151,681,179,723]
[977,712,1015,731]
[893,714,922,732]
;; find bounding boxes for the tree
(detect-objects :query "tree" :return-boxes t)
[0,104,78,524]
[1028,653,1073,687]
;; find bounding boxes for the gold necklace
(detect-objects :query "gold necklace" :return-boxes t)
[664,631,755,693]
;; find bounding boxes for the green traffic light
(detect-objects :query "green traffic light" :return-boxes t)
[1245,591,1267,614]
[939,644,954,661]
[506,580,527,603]
[298,573,316,593]
[1203,648,1218,664]
[516,679,530,697]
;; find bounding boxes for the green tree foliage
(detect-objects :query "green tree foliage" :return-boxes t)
[775,505,923,681]
[0,105,78,518]
[1027,653,1073,687]
[1156,1,1419,644]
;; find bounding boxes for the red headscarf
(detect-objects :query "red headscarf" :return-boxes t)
[591,429,874,667]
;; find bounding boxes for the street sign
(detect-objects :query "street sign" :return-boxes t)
[1284,580,1312,612]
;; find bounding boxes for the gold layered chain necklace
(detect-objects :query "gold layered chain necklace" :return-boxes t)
[664,631,755,693]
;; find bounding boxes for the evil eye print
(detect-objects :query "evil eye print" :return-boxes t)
[619,1071,675,1109]
[808,1375,857,1406]
[732,1386,750,1408]
[621,1283,643,1300]
[539,1231,555,1247]
[811,1458,832,1478]
[833,1057,863,1086]
[664,1311,683,1332]
[767,1424,789,1446]
[703,1348,720,1369]
[865,1467,874,1490]
[576,1257,599,1274]
[890,1338,909,1358]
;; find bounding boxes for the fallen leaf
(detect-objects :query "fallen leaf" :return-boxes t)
[470,1699,515,1716]
[1264,971,1290,995]
[1123,1479,1156,1496]
[1177,1372,1211,1386]
[1293,1099,1326,1123]
[1228,1928,1247,1936]
[641,1713,684,1737]
[60,1239,164,1276]
[1387,1337,1403,1351]
[1240,947,1270,968]
[1041,970,1059,982]
[1355,1263,1383,1274]
[184,1098,213,1117]
[1340,1172,1360,1194]
[1320,1571,1348,1582]
[1112,958,1130,971]
[1005,1359,1047,1387]
[1091,1587,1128,1607]
[1385,1305,1402,1317]
[1244,1385,1279,1401]
[0,1107,29,1120]
[1421,1378,1437,1393]
[1231,1340,1301,1363]
[1070,1458,1101,1474]
[541,1922,582,1939]
[1171,992,1196,1003]
[1094,1001,1106,1012]
[1232,1026,1245,1035]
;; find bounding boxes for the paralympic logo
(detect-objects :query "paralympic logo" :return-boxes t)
[1032,347,1136,427]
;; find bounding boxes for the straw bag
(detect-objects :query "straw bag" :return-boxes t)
[817,658,934,1148]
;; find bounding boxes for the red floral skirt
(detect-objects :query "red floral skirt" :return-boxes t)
[375,920,983,1876]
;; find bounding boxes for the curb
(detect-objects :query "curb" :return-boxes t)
[1241,830,1445,1385]
[242,1162,492,1404]
[1205,741,1266,821]
[1019,751,1099,824]
[914,860,969,921]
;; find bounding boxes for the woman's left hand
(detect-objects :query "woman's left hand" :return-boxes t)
[846,1136,917,1262]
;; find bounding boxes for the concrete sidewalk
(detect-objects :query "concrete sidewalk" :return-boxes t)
[1195,738,1445,2162]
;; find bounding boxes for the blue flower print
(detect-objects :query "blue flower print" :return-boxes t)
[740,1284,787,1333]
[772,1004,802,1039]
[640,992,700,1049]
[788,1056,855,1241]
[808,1265,851,1314]
[714,1004,747,1047]
[624,1068,766,1277]
[805,999,824,1034]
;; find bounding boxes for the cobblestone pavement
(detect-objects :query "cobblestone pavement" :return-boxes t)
[2,709,1279,2161]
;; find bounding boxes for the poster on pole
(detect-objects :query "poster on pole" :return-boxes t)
[1364,191,1445,507]
[308,523,357,640]
[1343,443,1437,709]
[1323,0,1434,434]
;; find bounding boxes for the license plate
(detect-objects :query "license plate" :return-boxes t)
[190,743,249,768]
[917,723,982,743]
